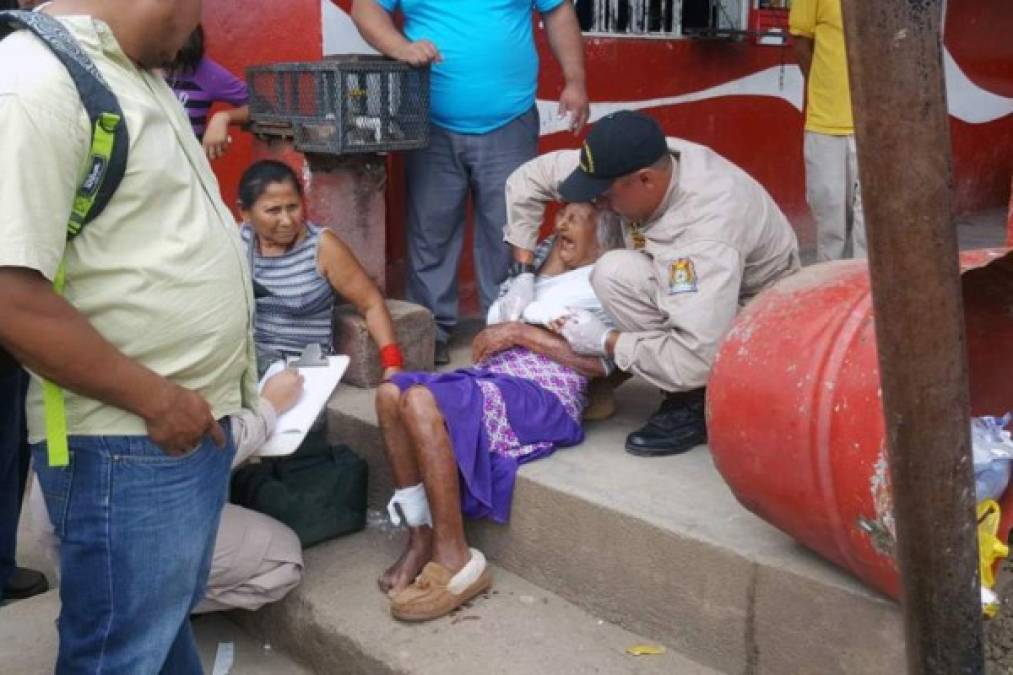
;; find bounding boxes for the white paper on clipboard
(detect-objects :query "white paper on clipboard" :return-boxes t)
[255,355,350,457]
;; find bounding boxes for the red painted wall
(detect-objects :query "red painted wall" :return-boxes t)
[201,0,323,213]
[945,0,1013,222]
[203,0,1012,315]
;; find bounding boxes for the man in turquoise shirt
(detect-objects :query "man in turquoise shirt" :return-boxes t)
[350,0,588,363]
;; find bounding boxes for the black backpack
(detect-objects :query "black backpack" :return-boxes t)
[0,10,128,242]
[230,431,369,548]
[0,10,129,464]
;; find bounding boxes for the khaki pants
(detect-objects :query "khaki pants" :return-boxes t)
[194,503,303,613]
[804,131,867,261]
[28,474,303,613]
[590,249,692,392]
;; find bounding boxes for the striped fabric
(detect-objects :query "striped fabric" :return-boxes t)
[167,56,248,138]
[241,223,335,358]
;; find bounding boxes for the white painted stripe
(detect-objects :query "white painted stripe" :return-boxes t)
[537,64,805,135]
[537,47,1012,135]
[943,49,1013,124]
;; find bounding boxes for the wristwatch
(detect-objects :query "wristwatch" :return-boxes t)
[509,261,535,277]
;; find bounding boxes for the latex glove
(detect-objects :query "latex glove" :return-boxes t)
[560,308,611,356]
[499,272,535,322]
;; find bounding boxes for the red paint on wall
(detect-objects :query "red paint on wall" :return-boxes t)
[201,0,323,214]
[203,0,1011,317]
[945,0,1013,98]
[1007,175,1013,247]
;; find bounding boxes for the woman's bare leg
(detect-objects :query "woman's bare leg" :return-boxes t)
[375,383,432,594]
[400,386,471,573]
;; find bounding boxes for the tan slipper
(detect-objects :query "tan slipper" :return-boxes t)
[390,548,492,622]
[583,370,632,422]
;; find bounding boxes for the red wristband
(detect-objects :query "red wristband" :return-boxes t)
[379,344,404,369]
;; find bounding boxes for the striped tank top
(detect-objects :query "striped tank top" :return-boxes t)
[241,223,335,358]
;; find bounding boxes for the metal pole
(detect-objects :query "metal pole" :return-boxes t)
[839,1,984,673]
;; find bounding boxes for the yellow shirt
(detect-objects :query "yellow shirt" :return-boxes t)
[0,16,258,441]
[789,0,855,135]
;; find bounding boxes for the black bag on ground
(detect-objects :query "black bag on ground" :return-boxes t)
[230,433,368,548]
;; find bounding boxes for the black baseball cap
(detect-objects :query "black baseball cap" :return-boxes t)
[559,110,668,203]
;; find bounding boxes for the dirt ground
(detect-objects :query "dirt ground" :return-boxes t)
[986,558,1013,673]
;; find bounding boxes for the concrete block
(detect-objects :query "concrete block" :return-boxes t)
[752,563,903,675]
[333,299,435,388]
[322,367,908,674]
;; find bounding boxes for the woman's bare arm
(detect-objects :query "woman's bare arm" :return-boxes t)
[317,230,399,368]
[472,322,606,378]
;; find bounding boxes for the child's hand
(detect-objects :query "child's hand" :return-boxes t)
[261,368,304,414]
[202,111,233,161]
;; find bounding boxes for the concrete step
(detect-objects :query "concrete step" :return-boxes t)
[323,335,905,675]
[234,528,719,675]
[0,590,312,675]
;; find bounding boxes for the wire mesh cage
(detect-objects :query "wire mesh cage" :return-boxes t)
[247,56,430,155]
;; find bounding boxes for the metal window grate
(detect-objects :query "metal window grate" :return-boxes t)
[575,0,749,37]
[247,56,430,155]
[577,0,680,35]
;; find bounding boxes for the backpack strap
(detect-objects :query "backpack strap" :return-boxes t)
[0,10,128,237]
[1,10,129,467]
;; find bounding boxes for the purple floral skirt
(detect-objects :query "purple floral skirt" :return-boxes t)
[389,347,586,523]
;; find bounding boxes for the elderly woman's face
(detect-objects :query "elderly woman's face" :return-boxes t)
[554,203,600,269]
[243,180,306,248]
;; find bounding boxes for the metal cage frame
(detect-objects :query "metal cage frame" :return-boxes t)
[247,56,430,155]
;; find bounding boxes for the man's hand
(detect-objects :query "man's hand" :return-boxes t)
[499,272,535,322]
[260,368,305,415]
[393,39,442,67]
[202,111,233,161]
[558,81,589,133]
[143,382,226,456]
[560,308,612,356]
[472,323,519,364]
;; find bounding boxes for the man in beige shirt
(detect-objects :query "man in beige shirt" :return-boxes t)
[0,2,258,671]
[502,111,800,456]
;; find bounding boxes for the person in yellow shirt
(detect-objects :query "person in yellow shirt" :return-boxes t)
[790,0,866,261]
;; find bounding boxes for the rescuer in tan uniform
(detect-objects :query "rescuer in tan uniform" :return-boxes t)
[499,111,801,456]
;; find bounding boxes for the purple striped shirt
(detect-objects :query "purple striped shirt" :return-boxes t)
[167,56,248,138]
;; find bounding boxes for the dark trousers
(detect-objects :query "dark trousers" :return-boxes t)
[404,106,540,341]
[0,366,29,592]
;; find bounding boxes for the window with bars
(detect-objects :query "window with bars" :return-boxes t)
[573,0,749,38]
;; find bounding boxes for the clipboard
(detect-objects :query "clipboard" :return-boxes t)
[255,354,350,457]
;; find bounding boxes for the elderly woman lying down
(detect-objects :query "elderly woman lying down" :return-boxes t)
[375,203,620,622]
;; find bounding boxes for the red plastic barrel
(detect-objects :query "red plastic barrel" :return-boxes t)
[708,249,1013,599]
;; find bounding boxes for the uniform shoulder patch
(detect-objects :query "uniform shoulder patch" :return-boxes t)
[668,258,698,294]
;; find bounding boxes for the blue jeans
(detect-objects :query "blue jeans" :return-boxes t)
[32,424,235,674]
[405,106,539,341]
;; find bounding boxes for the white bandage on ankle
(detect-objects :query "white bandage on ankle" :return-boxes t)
[447,548,487,596]
[386,483,432,528]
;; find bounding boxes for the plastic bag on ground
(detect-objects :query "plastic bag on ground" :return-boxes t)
[972,414,1013,502]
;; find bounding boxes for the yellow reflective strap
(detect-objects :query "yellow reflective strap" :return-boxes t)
[69,112,120,233]
[43,261,70,467]
[43,112,121,468]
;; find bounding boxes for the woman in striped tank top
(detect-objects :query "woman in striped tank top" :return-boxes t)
[238,160,403,376]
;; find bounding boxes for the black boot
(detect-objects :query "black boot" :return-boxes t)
[3,566,49,601]
[625,388,707,457]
